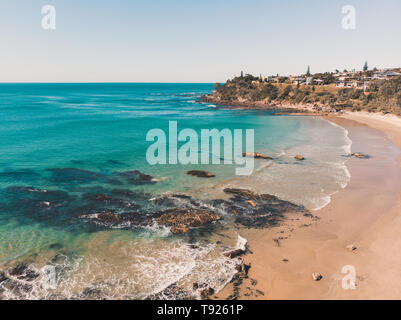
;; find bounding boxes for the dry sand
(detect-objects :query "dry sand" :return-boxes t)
[216,111,401,300]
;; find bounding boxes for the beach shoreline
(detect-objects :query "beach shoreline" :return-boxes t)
[215,111,401,300]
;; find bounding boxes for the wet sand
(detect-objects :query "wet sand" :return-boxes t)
[216,112,401,299]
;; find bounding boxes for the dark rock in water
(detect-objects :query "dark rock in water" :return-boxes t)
[0,271,8,283]
[146,283,196,300]
[81,192,137,209]
[156,208,221,234]
[78,211,122,225]
[8,262,39,282]
[4,186,69,202]
[8,262,29,277]
[97,212,122,224]
[116,170,155,184]
[1,278,33,295]
[110,189,152,201]
[187,170,215,178]
[150,192,202,209]
[0,169,41,181]
[51,253,68,264]
[107,159,125,166]
[171,193,192,199]
[351,152,369,159]
[91,194,113,201]
[81,287,104,299]
[47,168,106,184]
[242,152,273,160]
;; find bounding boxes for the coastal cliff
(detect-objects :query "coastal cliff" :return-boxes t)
[201,74,401,115]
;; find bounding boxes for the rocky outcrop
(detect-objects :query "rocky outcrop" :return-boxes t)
[156,208,221,234]
[222,188,307,228]
[223,188,259,200]
[97,212,122,224]
[170,225,190,234]
[187,170,215,178]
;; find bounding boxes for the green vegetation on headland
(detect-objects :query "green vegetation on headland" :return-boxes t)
[202,68,401,115]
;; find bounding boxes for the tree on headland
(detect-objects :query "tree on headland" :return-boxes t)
[363,61,369,72]
[240,71,244,78]
[306,66,311,76]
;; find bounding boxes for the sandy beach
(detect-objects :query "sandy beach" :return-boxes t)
[216,111,401,300]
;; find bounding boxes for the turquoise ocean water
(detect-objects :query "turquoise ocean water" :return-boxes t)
[0,83,351,299]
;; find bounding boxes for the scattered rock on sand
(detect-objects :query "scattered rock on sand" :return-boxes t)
[295,155,305,161]
[242,152,273,160]
[200,287,215,299]
[223,249,244,259]
[346,244,357,252]
[312,272,323,281]
[351,152,368,159]
[187,170,215,178]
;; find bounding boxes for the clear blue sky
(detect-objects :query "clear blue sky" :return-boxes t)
[1,0,400,82]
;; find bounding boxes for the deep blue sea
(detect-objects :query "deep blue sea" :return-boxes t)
[0,83,351,299]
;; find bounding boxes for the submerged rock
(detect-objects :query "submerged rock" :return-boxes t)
[47,168,106,184]
[116,170,155,184]
[187,170,216,178]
